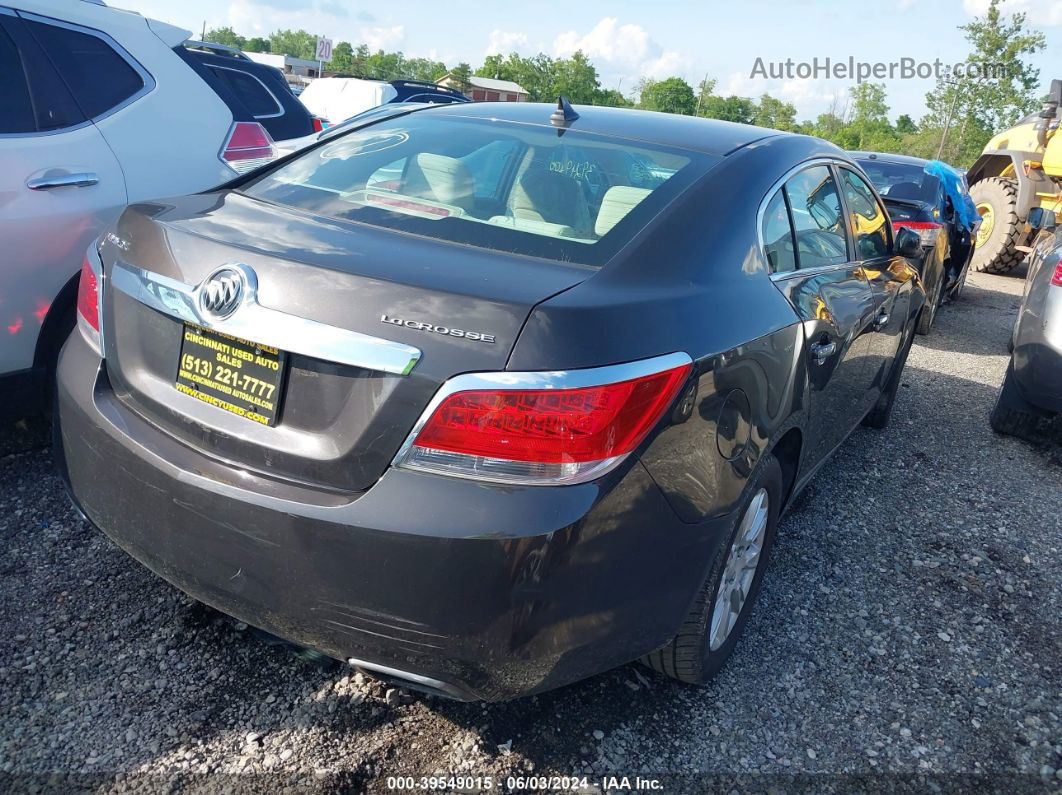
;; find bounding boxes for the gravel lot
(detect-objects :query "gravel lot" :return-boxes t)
[1,268,1060,793]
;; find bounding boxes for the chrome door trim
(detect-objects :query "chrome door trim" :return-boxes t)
[111,262,422,376]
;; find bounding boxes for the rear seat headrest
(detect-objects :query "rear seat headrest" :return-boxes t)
[595,186,653,237]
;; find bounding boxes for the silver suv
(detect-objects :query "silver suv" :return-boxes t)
[991,207,1062,438]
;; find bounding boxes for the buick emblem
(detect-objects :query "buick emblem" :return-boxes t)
[198,267,246,319]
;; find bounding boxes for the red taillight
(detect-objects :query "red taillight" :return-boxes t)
[893,221,943,247]
[398,359,692,484]
[220,122,276,173]
[312,116,324,133]
[1052,263,1062,287]
[76,258,99,331]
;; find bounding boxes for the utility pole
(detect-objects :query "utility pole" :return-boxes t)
[936,80,961,161]
[201,20,206,40]
[695,72,709,117]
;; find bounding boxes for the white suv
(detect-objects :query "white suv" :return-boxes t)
[0,0,309,419]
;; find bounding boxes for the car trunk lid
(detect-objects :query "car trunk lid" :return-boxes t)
[100,191,591,493]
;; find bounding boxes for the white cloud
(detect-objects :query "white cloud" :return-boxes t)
[485,30,531,57]
[552,17,691,87]
[723,71,845,120]
[361,25,405,51]
[962,0,1062,25]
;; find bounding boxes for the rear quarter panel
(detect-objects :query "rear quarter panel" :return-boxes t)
[507,136,834,523]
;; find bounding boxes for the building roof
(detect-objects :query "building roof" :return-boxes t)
[439,74,527,95]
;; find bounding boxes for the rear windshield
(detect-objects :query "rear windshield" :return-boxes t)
[856,159,940,205]
[241,114,712,266]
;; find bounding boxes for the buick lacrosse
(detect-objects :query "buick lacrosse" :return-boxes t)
[57,100,925,700]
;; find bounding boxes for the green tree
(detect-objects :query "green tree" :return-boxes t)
[268,29,316,60]
[405,57,448,82]
[753,94,798,131]
[895,114,917,135]
[245,36,270,53]
[922,0,1046,164]
[701,94,756,124]
[693,77,717,116]
[203,27,245,49]
[551,51,601,104]
[638,77,696,115]
[848,82,898,150]
[448,62,474,94]
[594,88,632,108]
[330,41,354,73]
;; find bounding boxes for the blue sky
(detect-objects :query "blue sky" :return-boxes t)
[122,0,1062,121]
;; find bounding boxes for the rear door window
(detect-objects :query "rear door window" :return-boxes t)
[761,189,797,273]
[21,18,144,120]
[242,114,713,267]
[784,166,849,269]
[840,168,890,260]
[208,66,282,118]
[0,15,84,133]
[0,19,34,133]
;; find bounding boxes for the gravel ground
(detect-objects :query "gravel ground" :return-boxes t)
[1,268,1060,794]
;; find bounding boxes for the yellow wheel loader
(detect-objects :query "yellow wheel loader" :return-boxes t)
[967,79,1062,274]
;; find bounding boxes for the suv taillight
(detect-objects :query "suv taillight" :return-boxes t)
[312,116,324,133]
[220,121,276,173]
[893,221,943,247]
[394,355,692,485]
[1052,262,1062,287]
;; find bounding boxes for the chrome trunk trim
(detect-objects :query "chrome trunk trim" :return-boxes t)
[110,262,422,375]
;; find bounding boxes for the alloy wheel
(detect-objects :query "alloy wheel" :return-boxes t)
[709,488,770,651]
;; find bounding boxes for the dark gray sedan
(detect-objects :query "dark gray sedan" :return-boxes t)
[57,101,925,700]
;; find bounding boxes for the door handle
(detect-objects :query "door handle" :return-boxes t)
[810,340,837,363]
[27,172,99,190]
[873,311,890,331]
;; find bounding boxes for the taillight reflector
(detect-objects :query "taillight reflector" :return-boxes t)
[76,258,99,331]
[1052,263,1062,287]
[893,221,943,247]
[397,357,692,485]
[220,122,276,172]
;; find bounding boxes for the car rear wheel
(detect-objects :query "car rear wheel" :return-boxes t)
[641,454,782,684]
[971,177,1025,274]
[990,364,1044,440]
[916,272,941,335]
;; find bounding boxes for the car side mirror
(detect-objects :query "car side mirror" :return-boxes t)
[895,226,921,258]
[1027,207,1057,231]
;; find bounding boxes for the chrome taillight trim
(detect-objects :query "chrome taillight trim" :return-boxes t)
[391,351,694,486]
[110,262,422,376]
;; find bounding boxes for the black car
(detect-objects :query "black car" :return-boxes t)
[57,102,925,700]
[851,152,976,334]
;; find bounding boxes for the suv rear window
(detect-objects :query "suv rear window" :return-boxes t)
[208,66,282,118]
[241,114,711,266]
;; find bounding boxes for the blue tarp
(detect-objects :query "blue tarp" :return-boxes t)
[924,160,979,232]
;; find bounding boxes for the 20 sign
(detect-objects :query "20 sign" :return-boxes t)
[315,36,333,62]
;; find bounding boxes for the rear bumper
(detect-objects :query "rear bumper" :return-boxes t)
[56,331,729,700]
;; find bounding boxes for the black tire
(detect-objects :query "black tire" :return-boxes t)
[990,364,1043,439]
[640,454,783,684]
[863,311,917,430]
[915,272,940,336]
[970,177,1025,274]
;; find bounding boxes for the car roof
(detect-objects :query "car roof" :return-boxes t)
[421,102,782,156]
[849,151,931,167]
